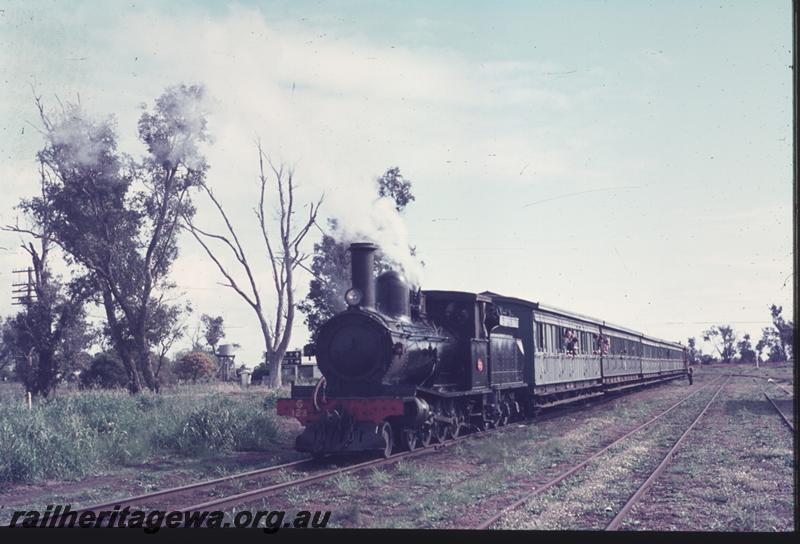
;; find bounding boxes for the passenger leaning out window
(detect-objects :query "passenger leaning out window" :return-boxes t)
[564,330,578,357]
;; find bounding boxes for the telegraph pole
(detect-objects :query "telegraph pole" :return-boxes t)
[11,267,37,306]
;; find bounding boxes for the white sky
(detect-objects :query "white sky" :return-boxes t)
[0,1,794,367]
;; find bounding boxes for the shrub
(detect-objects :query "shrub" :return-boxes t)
[159,394,280,455]
[251,362,269,384]
[174,352,217,383]
[80,352,129,389]
[0,388,283,484]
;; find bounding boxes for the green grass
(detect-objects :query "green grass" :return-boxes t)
[369,468,390,486]
[0,387,286,485]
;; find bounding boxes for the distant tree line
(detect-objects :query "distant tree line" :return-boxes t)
[688,305,794,365]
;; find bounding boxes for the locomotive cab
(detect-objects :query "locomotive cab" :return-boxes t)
[423,291,491,391]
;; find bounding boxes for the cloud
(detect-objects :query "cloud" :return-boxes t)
[1,2,791,367]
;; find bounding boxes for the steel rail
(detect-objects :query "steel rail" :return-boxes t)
[763,390,795,433]
[79,372,693,517]
[77,385,607,515]
[77,457,312,512]
[731,373,794,395]
[604,374,732,531]
[475,375,724,530]
[180,374,695,514]
[179,428,479,513]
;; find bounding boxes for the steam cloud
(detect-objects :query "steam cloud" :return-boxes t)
[327,184,423,287]
[139,84,212,172]
[48,107,114,168]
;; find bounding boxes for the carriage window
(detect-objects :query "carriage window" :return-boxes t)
[541,324,547,352]
[545,324,553,353]
[536,323,542,351]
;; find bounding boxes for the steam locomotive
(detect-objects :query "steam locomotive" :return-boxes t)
[277,242,687,457]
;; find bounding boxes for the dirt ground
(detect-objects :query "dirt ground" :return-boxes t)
[1,363,794,531]
[242,372,730,528]
[617,375,794,531]
[0,448,304,525]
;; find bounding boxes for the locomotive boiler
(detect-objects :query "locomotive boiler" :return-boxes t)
[277,242,688,458]
[315,243,456,393]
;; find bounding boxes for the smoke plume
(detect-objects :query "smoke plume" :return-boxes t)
[327,185,423,287]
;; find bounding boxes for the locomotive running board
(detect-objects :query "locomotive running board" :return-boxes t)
[416,387,492,397]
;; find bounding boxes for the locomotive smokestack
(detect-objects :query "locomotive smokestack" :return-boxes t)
[349,242,378,309]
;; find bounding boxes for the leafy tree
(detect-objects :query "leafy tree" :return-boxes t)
[8,85,209,393]
[377,167,415,212]
[0,318,15,378]
[702,325,737,364]
[296,221,351,344]
[251,361,269,384]
[174,352,217,382]
[736,333,756,364]
[1,211,91,396]
[80,352,129,389]
[201,314,225,354]
[149,301,191,380]
[755,305,795,363]
[298,167,417,344]
[699,353,717,365]
[768,305,794,361]
[759,327,787,363]
[755,329,770,362]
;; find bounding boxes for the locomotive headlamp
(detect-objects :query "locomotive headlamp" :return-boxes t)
[345,288,363,307]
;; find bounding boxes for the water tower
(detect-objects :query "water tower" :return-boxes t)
[217,343,238,381]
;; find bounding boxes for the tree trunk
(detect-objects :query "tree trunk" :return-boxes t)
[35,348,57,398]
[101,287,142,393]
[136,337,159,393]
[134,309,159,392]
[258,315,282,389]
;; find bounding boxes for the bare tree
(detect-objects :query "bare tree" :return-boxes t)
[183,143,323,388]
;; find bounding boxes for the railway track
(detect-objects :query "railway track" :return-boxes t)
[77,409,527,516]
[475,374,727,530]
[604,374,732,530]
[77,457,313,513]
[762,388,795,433]
[732,373,793,396]
[78,375,686,518]
[179,376,689,513]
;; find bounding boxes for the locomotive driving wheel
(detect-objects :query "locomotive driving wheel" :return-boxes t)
[450,410,466,439]
[379,421,394,458]
[418,423,433,447]
[498,404,510,427]
[432,420,448,443]
[486,405,502,429]
[401,427,418,451]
